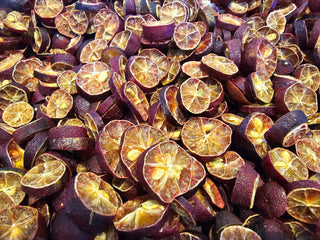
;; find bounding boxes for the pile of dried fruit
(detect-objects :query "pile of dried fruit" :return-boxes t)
[1,0,320,239]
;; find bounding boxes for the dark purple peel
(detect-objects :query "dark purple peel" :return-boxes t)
[49,126,88,139]
[12,118,52,146]
[50,212,95,240]
[170,196,197,229]
[231,164,263,209]
[284,180,320,193]
[247,216,295,240]
[212,210,242,237]
[23,131,48,170]
[187,189,217,224]
[254,181,287,219]
[265,110,307,148]
[121,81,150,122]
[142,20,175,42]
[159,85,188,127]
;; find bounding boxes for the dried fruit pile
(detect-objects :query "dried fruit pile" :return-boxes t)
[1,0,320,239]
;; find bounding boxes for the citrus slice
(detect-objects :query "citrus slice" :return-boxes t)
[114,196,168,237]
[287,187,320,224]
[138,140,206,203]
[201,53,238,81]
[206,151,245,181]
[161,59,181,86]
[0,205,46,240]
[120,124,168,182]
[275,82,318,117]
[122,81,150,122]
[95,11,122,42]
[243,37,277,77]
[76,61,112,99]
[0,169,25,209]
[203,178,225,209]
[159,1,189,24]
[178,78,210,114]
[109,29,140,56]
[296,139,320,173]
[173,22,201,50]
[83,110,104,140]
[293,63,320,91]
[68,9,89,35]
[181,117,232,161]
[248,71,274,104]
[277,46,300,68]
[217,13,244,31]
[148,101,176,139]
[266,10,286,34]
[2,101,34,128]
[285,221,317,240]
[0,83,28,111]
[96,120,134,179]
[124,14,146,37]
[159,85,188,126]
[56,70,77,94]
[34,0,64,19]
[138,48,170,82]
[181,61,209,79]
[54,12,76,38]
[3,11,29,33]
[265,110,308,148]
[46,89,73,119]
[125,55,160,92]
[0,53,24,78]
[12,58,43,92]
[79,39,109,63]
[1,139,25,170]
[255,26,280,45]
[21,161,69,203]
[262,147,309,184]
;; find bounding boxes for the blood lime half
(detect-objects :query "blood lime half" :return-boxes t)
[120,124,168,182]
[96,120,134,179]
[181,117,232,161]
[138,140,206,203]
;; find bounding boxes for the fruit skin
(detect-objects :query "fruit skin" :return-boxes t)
[231,163,263,209]
[49,211,95,240]
[247,216,295,240]
[264,110,307,148]
[254,181,287,219]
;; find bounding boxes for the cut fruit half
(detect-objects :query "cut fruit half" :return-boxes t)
[120,124,168,182]
[206,151,245,181]
[0,205,47,240]
[21,160,69,204]
[2,101,34,128]
[114,195,168,237]
[138,140,206,203]
[96,120,134,179]
[262,147,309,184]
[181,117,232,161]
[0,168,25,210]
[287,187,320,224]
